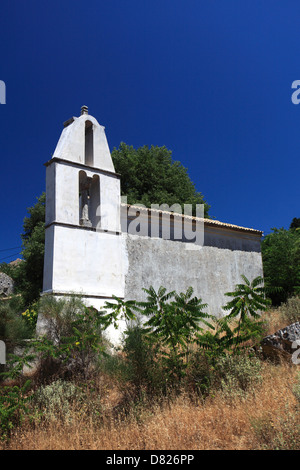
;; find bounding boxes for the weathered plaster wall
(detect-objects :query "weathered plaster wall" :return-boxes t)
[124,231,263,318]
[43,225,126,299]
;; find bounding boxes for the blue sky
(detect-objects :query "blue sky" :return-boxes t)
[0,0,300,262]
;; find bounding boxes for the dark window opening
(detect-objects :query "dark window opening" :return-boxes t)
[85,120,94,166]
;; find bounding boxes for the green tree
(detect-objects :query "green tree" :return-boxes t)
[0,296,32,355]
[261,228,300,305]
[5,194,46,307]
[290,217,300,230]
[112,143,210,217]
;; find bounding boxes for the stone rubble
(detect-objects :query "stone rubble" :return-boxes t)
[261,322,300,361]
[0,272,15,297]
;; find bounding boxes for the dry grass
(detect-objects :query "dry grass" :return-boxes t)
[1,361,298,451]
[1,308,299,451]
[262,308,290,334]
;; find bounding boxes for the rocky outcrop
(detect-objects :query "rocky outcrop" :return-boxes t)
[261,322,300,362]
[0,272,15,297]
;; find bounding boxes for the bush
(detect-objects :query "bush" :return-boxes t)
[0,296,34,382]
[185,349,213,398]
[213,353,262,398]
[0,379,32,440]
[32,379,81,423]
[34,295,109,380]
[293,371,300,403]
[0,296,32,350]
[251,407,300,450]
[122,324,166,396]
[111,286,213,394]
[106,277,268,399]
[278,296,300,324]
[37,295,83,343]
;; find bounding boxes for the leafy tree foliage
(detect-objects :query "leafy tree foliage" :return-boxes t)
[197,275,269,358]
[111,143,210,217]
[139,286,212,350]
[107,285,213,387]
[222,275,270,321]
[290,217,300,230]
[261,226,300,305]
[20,193,45,305]
[2,194,46,307]
[0,296,32,354]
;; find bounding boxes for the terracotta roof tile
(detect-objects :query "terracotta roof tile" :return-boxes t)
[122,203,263,235]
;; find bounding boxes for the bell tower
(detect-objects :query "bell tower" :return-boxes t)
[42,106,125,310]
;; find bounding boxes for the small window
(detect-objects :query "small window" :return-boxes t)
[85,120,94,166]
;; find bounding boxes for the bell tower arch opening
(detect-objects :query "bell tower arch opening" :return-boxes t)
[79,170,100,228]
[85,120,94,166]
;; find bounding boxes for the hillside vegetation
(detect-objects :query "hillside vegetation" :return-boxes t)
[0,280,299,450]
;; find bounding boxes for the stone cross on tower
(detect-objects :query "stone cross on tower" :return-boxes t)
[81,105,88,115]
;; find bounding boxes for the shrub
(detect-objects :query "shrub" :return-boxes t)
[197,276,269,361]
[293,371,300,403]
[21,303,38,331]
[251,407,300,450]
[0,296,34,382]
[0,379,32,440]
[185,349,213,398]
[278,296,300,324]
[123,324,153,387]
[0,296,32,350]
[34,295,109,380]
[32,379,81,423]
[37,295,84,343]
[213,353,262,398]
[112,286,213,393]
[107,278,268,398]
[122,323,166,396]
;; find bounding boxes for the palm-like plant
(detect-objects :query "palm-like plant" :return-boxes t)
[221,275,270,353]
[141,286,212,351]
[136,286,213,383]
[102,296,138,330]
[197,276,270,357]
[223,275,270,321]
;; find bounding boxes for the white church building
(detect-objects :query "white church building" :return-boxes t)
[40,106,264,343]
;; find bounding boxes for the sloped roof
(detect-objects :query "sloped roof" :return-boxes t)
[122,203,263,235]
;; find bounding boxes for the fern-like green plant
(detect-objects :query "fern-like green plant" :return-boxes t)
[106,286,213,387]
[141,286,212,350]
[223,275,270,320]
[102,296,138,329]
[197,275,270,358]
[222,275,270,352]
[134,286,213,384]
